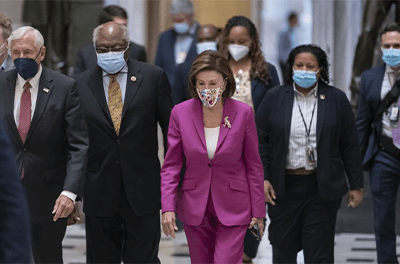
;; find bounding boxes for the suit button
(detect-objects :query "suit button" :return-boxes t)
[117,140,120,145]
[23,149,27,152]
[208,163,212,167]
[116,160,120,165]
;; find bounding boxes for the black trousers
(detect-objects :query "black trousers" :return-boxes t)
[31,218,67,263]
[85,188,161,263]
[268,174,341,264]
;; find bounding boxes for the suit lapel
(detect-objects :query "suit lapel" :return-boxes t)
[88,67,112,121]
[316,83,328,145]
[122,60,144,119]
[3,71,21,143]
[216,99,236,152]
[375,64,386,135]
[26,67,54,143]
[190,100,207,150]
[283,85,294,148]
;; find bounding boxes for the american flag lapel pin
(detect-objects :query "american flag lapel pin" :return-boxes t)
[43,87,50,93]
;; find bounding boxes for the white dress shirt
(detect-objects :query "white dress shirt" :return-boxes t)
[381,64,400,140]
[14,65,77,202]
[286,83,318,170]
[204,126,220,160]
[102,63,128,103]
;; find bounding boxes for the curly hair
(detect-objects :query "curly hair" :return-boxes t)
[219,16,270,83]
[284,44,330,85]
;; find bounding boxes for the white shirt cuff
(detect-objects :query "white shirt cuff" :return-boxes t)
[61,190,77,204]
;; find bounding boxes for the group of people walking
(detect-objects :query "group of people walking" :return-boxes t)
[1,0,400,264]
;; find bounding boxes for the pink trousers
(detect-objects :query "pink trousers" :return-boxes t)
[183,193,248,264]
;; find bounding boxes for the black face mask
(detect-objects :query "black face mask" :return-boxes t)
[14,47,41,80]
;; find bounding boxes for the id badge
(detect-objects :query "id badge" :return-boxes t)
[176,51,187,64]
[390,105,400,128]
[307,146,316,167]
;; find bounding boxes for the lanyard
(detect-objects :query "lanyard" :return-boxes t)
[294,92,317,143]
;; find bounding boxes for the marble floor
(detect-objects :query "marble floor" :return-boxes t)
[62,221,400,264]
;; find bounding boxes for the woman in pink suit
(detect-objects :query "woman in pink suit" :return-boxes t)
[161,50,266,264]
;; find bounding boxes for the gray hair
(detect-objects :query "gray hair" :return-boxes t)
[92,23,130,45]
[170,0,194,15]
[8,26,44,50]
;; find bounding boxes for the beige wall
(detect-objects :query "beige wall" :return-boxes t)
[194,0,251,28]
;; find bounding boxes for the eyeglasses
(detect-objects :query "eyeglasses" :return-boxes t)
[95,44,129,54]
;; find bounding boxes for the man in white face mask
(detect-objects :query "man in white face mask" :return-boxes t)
[155,0,199,104]
[75,21,173,263]
[0,13,14,72]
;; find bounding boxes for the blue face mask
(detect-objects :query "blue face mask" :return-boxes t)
[173,22,190,34]
[196,41,217,54]
[14,47,41,80]
[96,51,126,74]
[292,69,319,88]
[382,48,400,67]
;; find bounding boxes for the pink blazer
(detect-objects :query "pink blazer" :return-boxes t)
[161,98,266,226]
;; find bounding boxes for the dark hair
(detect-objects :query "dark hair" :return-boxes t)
[219,16,270,82]
[284,44,330,85]
[380,22,400,37]
[99,5,128,25]
[288,12,297,22]
[189,50,236,99]
[0,13,12,40]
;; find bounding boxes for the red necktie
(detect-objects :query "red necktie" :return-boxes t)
[18,82,31,143]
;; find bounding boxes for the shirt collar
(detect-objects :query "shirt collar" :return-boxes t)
[293,82,319,98]
[17,63,42,89]
[385,64,399,74]
[102,63,128,78]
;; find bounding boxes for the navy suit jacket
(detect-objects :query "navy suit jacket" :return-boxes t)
[256,82,364,201]
[173,62,281,109]
[154,27,199,99]
[0,119,31,263]
[73,41,147,76]
[356,64,386,171]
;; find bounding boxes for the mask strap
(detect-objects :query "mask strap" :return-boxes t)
[34,47,42,61]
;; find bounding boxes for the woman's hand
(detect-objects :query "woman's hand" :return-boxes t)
[162,212,178,239]
[264,180,276,205]
[249,217,264,240]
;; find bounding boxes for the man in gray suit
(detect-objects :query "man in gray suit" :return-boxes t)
[0,26,89,263]
[0,13,14,71]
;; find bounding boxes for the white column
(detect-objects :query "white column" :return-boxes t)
[104,0,147,47]
[333,0,362,97]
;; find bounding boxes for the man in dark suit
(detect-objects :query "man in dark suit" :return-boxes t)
[357,22,400,264]
[0,26,88,263]
[73,5,147,76]
[154,0,199,104]
[75,21,172,263]
[173,24,219,105]
[0,119,31,263]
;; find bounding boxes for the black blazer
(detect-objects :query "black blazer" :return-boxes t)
[356,64,386,171]
[73,41,147,76]
[75,59,173,217]
[154,26,199,93]
[256,82,364,201]
[0,118,31,263]
[0,66,89,223]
